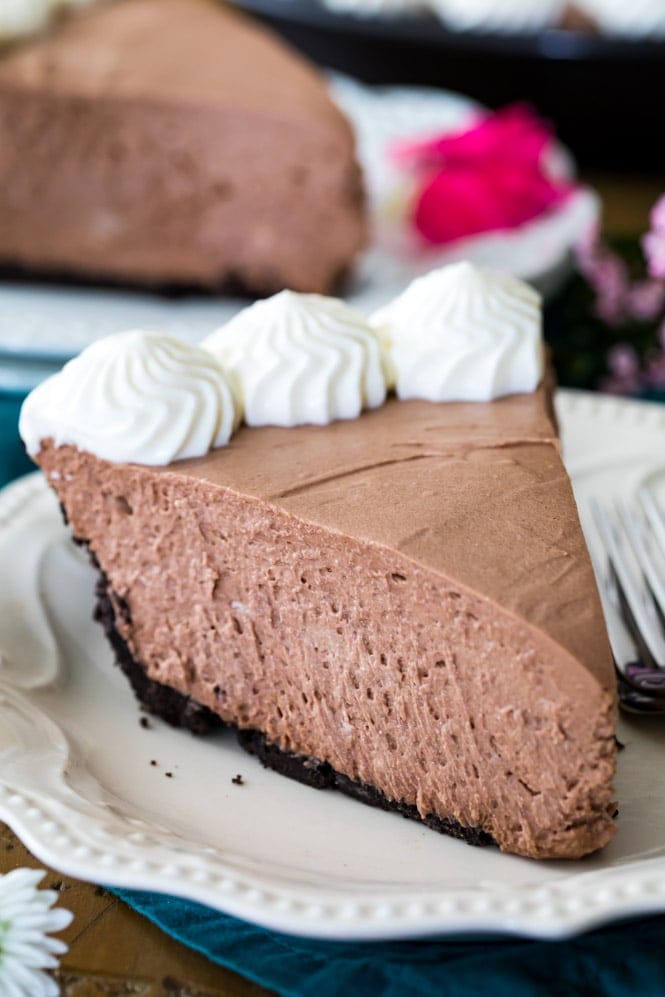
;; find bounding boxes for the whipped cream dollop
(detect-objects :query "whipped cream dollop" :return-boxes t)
[371,262,543,402]
[19,330,238,465]
[202,290,387,427]
[432,0,562,32]
[578,0,665,37]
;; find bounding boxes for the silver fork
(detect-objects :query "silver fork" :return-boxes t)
[591,488,665,714]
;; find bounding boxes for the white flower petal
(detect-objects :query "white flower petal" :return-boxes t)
[0,867,72,997]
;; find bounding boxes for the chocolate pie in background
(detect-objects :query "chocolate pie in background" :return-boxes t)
[0,0,366,295]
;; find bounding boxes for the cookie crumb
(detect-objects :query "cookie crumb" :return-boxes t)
[150,759,158,767]
[165,771,173,778]
[231,774,244,786]
[140,716,151,730]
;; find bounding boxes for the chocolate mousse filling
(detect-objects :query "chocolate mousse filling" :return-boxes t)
[92,563,495,847]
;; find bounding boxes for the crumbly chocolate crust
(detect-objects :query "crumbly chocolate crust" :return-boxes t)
[93,572,221,737]
[93,568,495,848]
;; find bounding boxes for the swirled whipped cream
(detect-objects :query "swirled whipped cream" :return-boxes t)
[19,330,238,464]
[578,0,665,37]
[371,262,543,402]
[202,290,387,427]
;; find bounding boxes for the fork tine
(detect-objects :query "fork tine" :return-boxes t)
[639,487,665,561]
[589,548,637,666]
[614,498,665,668]
[618,496,665,624]
[589,516,665,706]
[641,491,665,642]
[591,499,665,669]
[616,672,665,714]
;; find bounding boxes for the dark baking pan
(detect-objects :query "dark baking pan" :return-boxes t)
[231,0,665,172]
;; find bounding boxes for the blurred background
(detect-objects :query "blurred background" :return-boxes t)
[231,0,665,396]
[235,0,665,171]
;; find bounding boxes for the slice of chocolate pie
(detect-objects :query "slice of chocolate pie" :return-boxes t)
[0,0,365,294]
[20,266,617,860]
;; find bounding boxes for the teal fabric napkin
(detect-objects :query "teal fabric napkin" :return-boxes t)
[110,888,665,997]
[0,392,32,487]
[4,387,665,996]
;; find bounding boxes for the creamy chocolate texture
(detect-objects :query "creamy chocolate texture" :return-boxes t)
[35,374,617,860]
[0,0,366,294]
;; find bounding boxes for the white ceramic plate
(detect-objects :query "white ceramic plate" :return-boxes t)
[2,390,663,942]
[0,76,596,377]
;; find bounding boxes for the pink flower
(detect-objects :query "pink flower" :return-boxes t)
[642,195,665,279]
[644,351,665,389]
[642,232,665,278]
[643,239,665,281]
[626,279,665,322]
[600,344,642,395]
[652,195,665,234]
[393,105,575,246]
[575,192,665,396]
[608,343,639,378]
[575,224,631,326]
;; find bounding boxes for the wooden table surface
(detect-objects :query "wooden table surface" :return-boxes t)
[1,171,662,996]
[0,824,272,997]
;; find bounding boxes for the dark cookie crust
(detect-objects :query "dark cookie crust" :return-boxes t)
[93,568,495,849]
[93,572,221,737]
[237,728,494,845]
[0,262,351,301]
